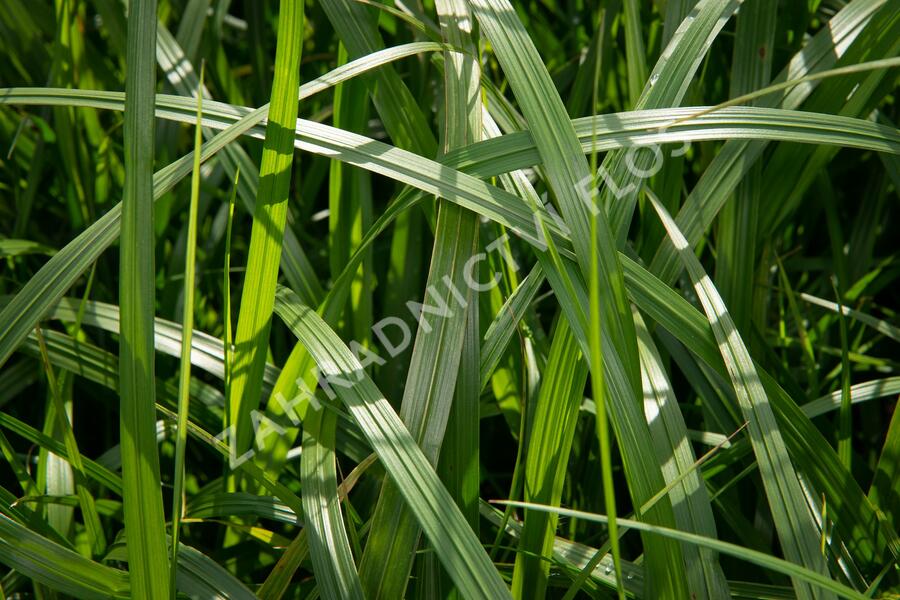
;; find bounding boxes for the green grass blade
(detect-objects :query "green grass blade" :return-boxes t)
[479,263,544,391]
[101,538,258,600]
[622,0,648,106]
[601,0,741,241]
[432,1,483,592]
[154,20,323,307]
[272,287,510,599]
[172,542,256,600]
[357,1,482,594]
[119,0,170,597]
[500,501,867,600]
[869,404,900,533]
[470,0,687,595]
[33,326,106,556]
[800,292,900,343]
[0,514,129,599]
[803,377,900,419]
[256,530,309,600]
[301,406,364,600]
[483,501,646,595]
[662,0,698,45]
[356,174,481,597]
[833,281,854,470]
[714,0,776,336]
[169,63,206,593]
[645,188,834,599]
[6,90,898,181]
[226,0,304,471]
[633,310,730,598]
[318,0,437,156]
[511,316,587,599]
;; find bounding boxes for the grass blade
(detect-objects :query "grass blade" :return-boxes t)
[169,63,206,592]
[500,501,867,600]
[714,0,776,336]
[272,287,510,599]
[0,514,129,599]
[622,0,648,106]
[511,316,587,599]
[357,1,482,594]
[645,187,834,599]
[301,406,364,600]
[869,404,900,533]
[118,0,169,597]
[33,326,105,556]
[633,310,730,598]
[470,0,687,595]
[226,0,304,472]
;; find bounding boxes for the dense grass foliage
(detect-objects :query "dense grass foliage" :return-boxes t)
[0,0,898,598]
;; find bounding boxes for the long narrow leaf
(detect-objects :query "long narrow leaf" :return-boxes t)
[645,188,833,599]
[119,1,169,597]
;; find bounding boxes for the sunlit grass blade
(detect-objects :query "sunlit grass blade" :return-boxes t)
[170,542,256,600]
[272,286,510,598]
[644,187,833,599]
[169,62,206,592]
[633,310,729,598]
[800,292,900,343]
[803,377,900,419]
[499,501,867,600]
[0,513,129,599]
[301,406,364,600]
[258,454,373,599]
[470,0,687,595]
[432,1,483,592]
[6,90,899,183]
[356,162,481,597]
[357,1,482,594]
[226,0,304,474]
